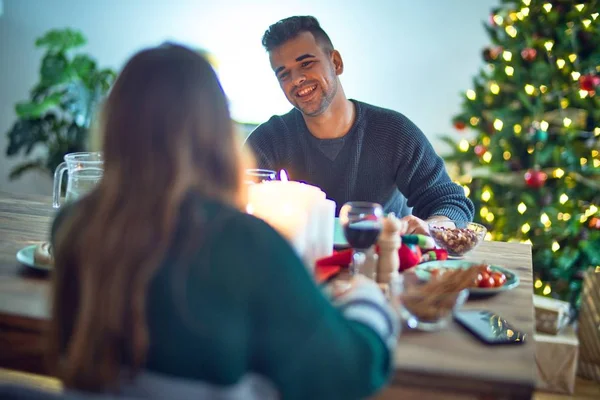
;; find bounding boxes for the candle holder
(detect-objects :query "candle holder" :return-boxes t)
[339,202,384,277]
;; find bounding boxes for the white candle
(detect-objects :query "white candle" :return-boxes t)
[246,170,335,273]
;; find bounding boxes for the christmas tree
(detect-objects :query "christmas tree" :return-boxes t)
[443,0,600,309]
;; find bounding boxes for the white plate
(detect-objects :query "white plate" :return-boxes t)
[16,244,52,272]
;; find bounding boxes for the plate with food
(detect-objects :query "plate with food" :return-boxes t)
[16,242,53,272]
[414,260,519,296]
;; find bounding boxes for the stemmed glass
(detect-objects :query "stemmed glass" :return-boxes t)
[339,201,384,276]
[245,169,277,184]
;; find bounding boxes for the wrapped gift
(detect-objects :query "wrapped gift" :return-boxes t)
[577,268,600,383]
[535,325,579,394]
[534,295,571,335]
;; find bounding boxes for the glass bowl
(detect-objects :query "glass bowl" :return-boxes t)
[428,220,487,258]
[399,284,469,331]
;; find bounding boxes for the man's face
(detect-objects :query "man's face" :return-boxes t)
[269,32,341,117]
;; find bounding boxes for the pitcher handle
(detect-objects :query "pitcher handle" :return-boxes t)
[53,162,67,208]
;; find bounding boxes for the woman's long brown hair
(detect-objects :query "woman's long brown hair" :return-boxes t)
[48,43,252,391]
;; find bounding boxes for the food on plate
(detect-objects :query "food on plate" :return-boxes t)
[33,242,54,266]
[426,263,508,289]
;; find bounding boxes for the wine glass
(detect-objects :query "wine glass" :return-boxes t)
[245,169,277,184]
[339,201,384,276]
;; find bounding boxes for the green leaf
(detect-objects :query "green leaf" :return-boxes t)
[40,53,70,85]
[556,247,580,271]
[9,159,46,180]
[72,54,97,81]
[580,240,600,265]
[15,92,63,118]
[35,29,86,51]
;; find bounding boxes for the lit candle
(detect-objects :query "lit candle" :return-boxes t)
[247,170,336,273]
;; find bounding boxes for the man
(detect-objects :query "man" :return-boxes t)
[245,16,473,235]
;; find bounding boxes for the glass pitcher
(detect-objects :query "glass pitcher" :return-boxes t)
[53,152,103,208]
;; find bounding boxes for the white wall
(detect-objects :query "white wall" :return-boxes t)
[0,0,498,195]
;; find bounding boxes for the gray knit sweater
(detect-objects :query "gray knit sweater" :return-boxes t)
[245,100,474,221]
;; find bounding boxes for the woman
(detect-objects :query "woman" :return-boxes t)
[49,43,398,399]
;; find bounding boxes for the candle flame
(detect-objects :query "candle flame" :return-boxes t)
[280,170,288,182]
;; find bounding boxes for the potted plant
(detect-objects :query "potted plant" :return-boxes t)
[4,28,116,180]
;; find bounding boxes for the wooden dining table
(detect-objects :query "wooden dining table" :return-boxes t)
[0,191,537,399]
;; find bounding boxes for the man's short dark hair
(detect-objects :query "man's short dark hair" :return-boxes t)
[262,16,334,53]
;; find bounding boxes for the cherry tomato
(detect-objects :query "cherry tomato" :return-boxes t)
[478,272,491,287]
[492,272,506,287]
[480,276,496,288]
[478,265,492,275]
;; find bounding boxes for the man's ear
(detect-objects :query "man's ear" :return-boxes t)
[331,50,344,75]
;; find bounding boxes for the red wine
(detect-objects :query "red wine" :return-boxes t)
[343,220,381,249]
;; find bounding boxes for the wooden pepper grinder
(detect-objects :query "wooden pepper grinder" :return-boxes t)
[376,213,406,296]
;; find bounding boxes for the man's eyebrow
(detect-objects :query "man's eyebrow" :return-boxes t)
[295,53,315,62]
[274,54,316,76]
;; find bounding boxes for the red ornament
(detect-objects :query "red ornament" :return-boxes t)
[490,46,503,59]
[454,120,466,131]
[524,169,548,188]
[579,74,600,92]
[521,48,537,62]
[590,217,600,230]
[474,145,487,157]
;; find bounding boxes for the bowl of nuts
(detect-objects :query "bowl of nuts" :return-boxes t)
[428,220,487,258]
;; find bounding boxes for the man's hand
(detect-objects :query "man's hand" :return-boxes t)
[400,215,430,235]
[400,215,450,235]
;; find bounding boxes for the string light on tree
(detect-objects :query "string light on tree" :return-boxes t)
[505,26,518,37]
[553,168,565,178]
[502,51,513,61]
[503,151,511,160]
[514,124,522,134]
[569,54,577,62]
[563,118,572,127]
[490,82,500,94]
[540,213,551,228]
[583,19,592,28]
[572,71,581,81]
[493,119,504,131]
[552,241,560,252]
[521,223,531,233]
[482,151,492,163]
[466,89,477,100]
[556,59,566,69]
[521,7,530,16]
[544,41,554,51]
[525,84,535,95]
[470,116,480,126]
[575,3,585,11]
[459,139,470,152]
[505,66,515,76]
[559,194,569,204]
[543,3,552,12]
[543,285,552,296]
[482,188,492,202]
